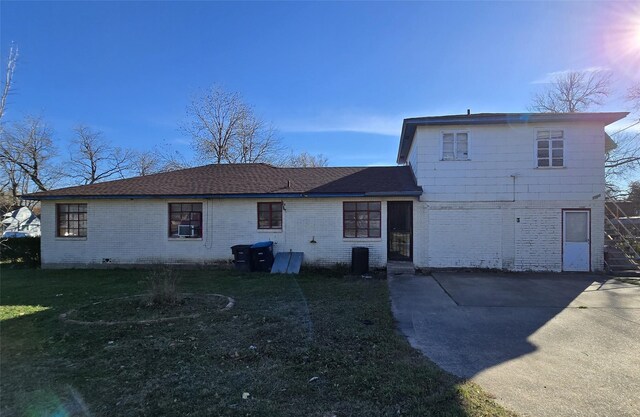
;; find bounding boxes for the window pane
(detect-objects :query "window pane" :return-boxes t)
[356,229,368,238]
[369,202,381,210]
[192,203,202,211]
[271,211,282,221]
[537,130,550,140]
[552,149,563,158]
[456,134,468,159]
[344,211,356,221]
[538,159,549,167]
[538,149,549,158]
[551,130,563,139]
[370,220,381,229]
[271,219,282,228]
[370,228,381,238]
[552,140,563,149]
[566,212,588,242]
[537,140,549,149]
[344,228,356,238]
[442,134,454,160]
[344,202,356,211]
[58,205,68,213]
[344,220,356,229]
[369,211,381,220]
[356,202,368,210]
[272,203,282,211]
[259,220,270,228]
[552,158,563,167]
[357,220,368,229]
[258,203,270,212]
[356,212,368,221]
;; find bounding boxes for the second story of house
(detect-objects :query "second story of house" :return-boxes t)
[397,112,628,202]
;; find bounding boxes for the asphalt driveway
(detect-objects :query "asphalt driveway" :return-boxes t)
[388,271,640,417]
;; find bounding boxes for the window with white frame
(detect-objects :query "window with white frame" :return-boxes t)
[442,132,469,161]
[536,130,564,167]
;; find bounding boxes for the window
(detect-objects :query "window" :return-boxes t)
[57,204,87,237]
[442,132,469,160]
[343,202,381,238]
[537,130,564,167]
[258,202,283,229]
[169,203,202,238]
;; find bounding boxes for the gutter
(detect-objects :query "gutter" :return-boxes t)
[24,191,423,201]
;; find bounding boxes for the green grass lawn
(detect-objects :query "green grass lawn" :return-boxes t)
[0,266,515,417]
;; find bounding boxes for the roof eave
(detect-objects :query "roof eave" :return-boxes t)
[397,112,630,163]
[25,190,424,201]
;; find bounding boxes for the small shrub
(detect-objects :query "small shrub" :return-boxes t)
[144,268,180,306]
[0,237,41,266]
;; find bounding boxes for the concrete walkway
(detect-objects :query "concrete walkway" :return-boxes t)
[388,270,640,417]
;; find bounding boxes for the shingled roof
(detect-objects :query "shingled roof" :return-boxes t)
[24,164,422,200]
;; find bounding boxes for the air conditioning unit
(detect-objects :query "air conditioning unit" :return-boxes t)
[178,225,194,237]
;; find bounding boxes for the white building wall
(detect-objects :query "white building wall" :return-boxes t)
[414,200,604,272]
[40,197,418,268]
[403,120,607,272]
[410,122,605,202]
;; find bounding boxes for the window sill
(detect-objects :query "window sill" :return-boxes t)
[257,229,283,233]
[168,237,203,241]
[343,238,382,242]
[535,166,566,169]
[440,159,470,162]
[56,237,87,241]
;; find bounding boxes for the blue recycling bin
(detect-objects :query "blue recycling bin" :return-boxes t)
[250,241,274,272]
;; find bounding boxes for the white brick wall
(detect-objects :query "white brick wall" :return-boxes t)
[427,208,503,268]
[415,200,604,272]
[40,197,417,268]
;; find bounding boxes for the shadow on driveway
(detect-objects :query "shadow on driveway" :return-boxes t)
[388,271,640,417]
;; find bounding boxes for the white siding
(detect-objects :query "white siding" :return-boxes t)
[410,122,605,202]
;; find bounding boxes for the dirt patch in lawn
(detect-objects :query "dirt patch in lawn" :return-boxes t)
[59,293,235,325]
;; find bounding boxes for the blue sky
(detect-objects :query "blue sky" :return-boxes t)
[1,1,639,167]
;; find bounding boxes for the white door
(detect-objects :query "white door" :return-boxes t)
[563,210,590,272]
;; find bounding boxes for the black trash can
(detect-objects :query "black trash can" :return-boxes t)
[351,247,369,275]
[231,244,252,271]
[250,241,274,272]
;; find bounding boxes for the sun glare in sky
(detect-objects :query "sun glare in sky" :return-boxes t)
[601,3,640,79]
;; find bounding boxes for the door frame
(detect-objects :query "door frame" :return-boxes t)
[387,201,413,262]
[561,208,591,272]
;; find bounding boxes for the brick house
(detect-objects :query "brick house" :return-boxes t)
[25,112,627,271]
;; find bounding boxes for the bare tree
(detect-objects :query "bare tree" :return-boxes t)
[530,70,612,113]
[0,44,18,124]
[0,116,58,193]
[130,150,162,176]
[627,82,640,115]
[606,131,640,190]
[283,151,329,167]
[183,85,283,164]
[68,125,133,184]
[228,116,284,163]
